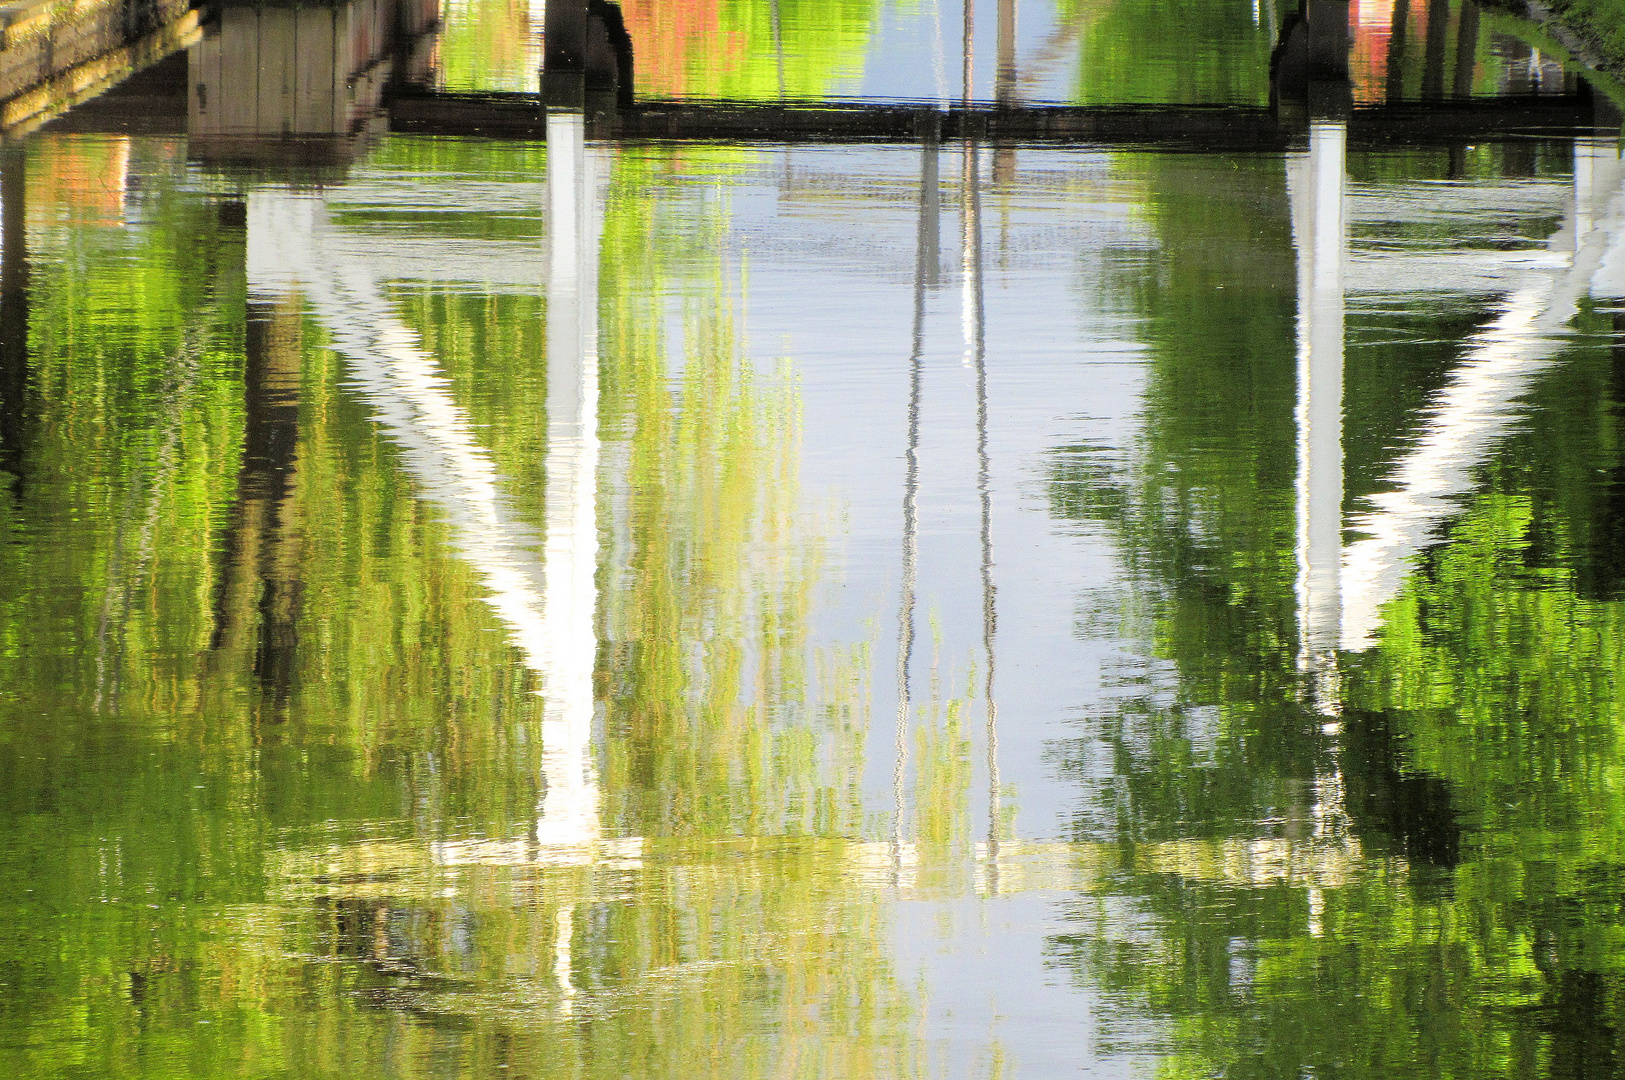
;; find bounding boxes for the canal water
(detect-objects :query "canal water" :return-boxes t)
[2,0,1623,1076]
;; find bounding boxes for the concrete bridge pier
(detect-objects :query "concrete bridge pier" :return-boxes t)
[542,0,633,110]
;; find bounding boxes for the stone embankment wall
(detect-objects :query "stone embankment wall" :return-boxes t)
[1487,0,1625,87]
[0,0,198,132]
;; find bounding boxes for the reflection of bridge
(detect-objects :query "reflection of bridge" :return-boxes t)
[5,0,1624,961]
[1290,126,1625,679]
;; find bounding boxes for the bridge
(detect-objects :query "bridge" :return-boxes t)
[0,0,1619,153]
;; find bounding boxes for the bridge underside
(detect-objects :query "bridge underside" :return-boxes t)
[4,0,1620,155]
[388,92,1618,150]
[44,57,1620,153]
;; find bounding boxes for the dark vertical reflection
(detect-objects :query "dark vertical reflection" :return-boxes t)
[1420,0,1449,99]
[1385,0,1410,102]
[212,294,303,721]
[1575,311,1625,600]
[1341,708,1460,867]
[1449,14,1477,177]
[894,120,939,882]
[1543,970,1620,1078]
[543,0,588,102]
[1453,0,1480,97]
[0,147,27,489]
[995,0,1017,104]
[769,0,786,101]
[993,0,1017,184]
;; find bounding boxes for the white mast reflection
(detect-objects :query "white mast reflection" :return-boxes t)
[1289,120,1347,712]
[246,194,555,669]
[540,110,604,1014]
[537,110,603,854]
[1288,118,1352,937]
[894,122,940,887]
[964,135,1001,889]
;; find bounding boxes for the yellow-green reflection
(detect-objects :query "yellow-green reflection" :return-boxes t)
[0,130,1000,1078]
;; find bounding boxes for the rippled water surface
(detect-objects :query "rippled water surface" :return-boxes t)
[4,0,1625,1077]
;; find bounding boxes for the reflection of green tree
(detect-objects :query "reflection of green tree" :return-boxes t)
[438,0,540,92]
[1049,153,1309,847]
[1060,0,1283,105]
[593,148,862,840]
[0,134,935,1078]
[1046,145,1625,1076]
[622,0,880,101]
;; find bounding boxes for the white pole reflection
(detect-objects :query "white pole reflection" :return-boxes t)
[1288,120,1352,937]
[893,129,939,888]
[537,110,603,854]
[1289,120,1347,712]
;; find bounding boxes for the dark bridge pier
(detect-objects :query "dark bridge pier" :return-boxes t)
[1273,0,1353,120]
[1306,0,1351,84]
[543,0,633,109]
[543,0,588,105]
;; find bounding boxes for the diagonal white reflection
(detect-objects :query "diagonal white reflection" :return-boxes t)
[1340,137,1625,651]
[244,116,607,858]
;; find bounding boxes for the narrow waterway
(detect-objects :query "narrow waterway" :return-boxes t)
[2,0,1623,1077]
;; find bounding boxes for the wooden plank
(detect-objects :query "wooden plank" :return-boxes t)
[187,25,219,133]
[216,7,258,134]
[255,8,295,136]
[292,6,336,134]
